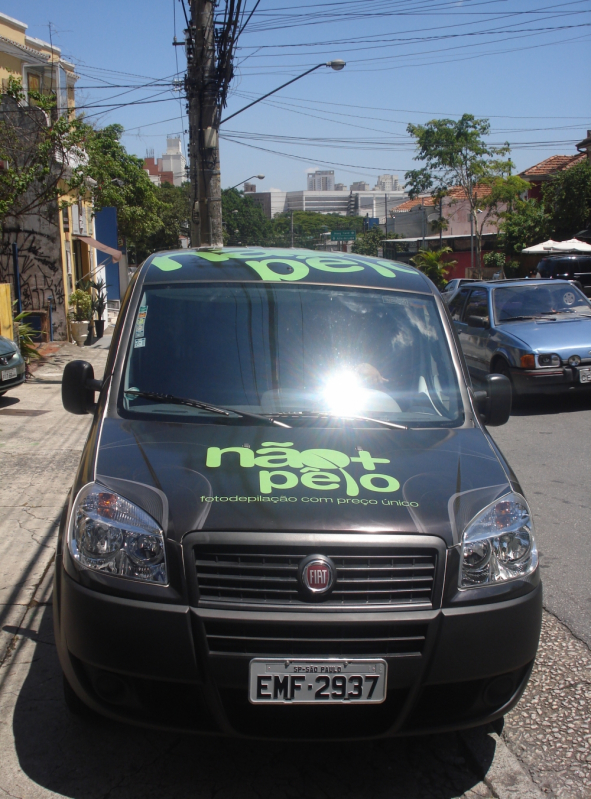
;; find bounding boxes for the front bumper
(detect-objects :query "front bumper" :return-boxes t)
[54,559,542,739]
[511,364,591,395]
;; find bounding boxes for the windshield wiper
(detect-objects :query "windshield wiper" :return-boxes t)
[125,390,291,428]
[270,411,408,430]
[498,315,540,322]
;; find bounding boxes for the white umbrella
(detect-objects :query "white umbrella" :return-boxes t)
[521,238,591,254]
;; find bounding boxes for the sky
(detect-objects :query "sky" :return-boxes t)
[6,0,590,194]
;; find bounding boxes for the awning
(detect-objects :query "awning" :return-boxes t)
[521,238,591,254]
[73,235,122,263]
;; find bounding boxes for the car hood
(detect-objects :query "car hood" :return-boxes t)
[95,419,511,547]
[498,316,591,358]
[0,336,17,357]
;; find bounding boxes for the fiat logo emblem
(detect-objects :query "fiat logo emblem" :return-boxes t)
[299,555,335,595]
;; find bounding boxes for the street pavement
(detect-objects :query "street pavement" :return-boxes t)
[0,341,586,797]
[491,391,591,648]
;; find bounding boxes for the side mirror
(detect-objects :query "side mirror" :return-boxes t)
[467,315,490,329]
[473,374,512,427]
[62,360,103,415]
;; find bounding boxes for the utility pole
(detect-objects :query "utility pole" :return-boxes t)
[187,0,223,248]
[291,210,294,248]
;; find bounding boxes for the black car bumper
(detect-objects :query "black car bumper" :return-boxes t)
[0,363,25,391]
[511,365,591,395]
[54,561,542,739]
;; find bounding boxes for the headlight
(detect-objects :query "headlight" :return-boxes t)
[68,483,167,584]
[537,353,561,367]
[459,493,537,589]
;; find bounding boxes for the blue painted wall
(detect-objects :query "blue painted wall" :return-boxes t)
[94,207,119,301]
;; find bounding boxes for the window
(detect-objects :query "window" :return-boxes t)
[62,207,70,233]
[27,73,41,93]
[448,287,471,321]
[463,289,489,321]
[121,285,464,427]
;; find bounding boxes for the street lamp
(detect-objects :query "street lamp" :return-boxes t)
[221,61,346,124]
[227,174,265,191]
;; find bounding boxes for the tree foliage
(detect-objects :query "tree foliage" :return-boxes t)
[351,227,398,257]
[405,114,528,273]
[135,182,191,260]
[83,124,164,246]
[498,198,549,256]
[222,188,271,245]
[410,247,456,289]
[544,160,591,241]
[0,76,87,227]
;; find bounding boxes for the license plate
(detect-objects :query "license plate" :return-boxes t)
[249,659,387,704]
[1,368,17,381]
[579,366,591,384]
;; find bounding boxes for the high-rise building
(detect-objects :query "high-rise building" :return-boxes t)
[244,183,256,193]
[334,183,347,191]
[373,174,399,192]
[307,170,335,191]
[350,181,370,192]
[144,138,186,187]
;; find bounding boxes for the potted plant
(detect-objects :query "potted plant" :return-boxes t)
[69,289,92,346]
[91,279,108,339]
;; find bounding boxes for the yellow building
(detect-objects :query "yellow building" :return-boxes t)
[0,11,99,341]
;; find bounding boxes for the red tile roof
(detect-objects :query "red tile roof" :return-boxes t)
[394,185,491,212]
[520,154,585,179]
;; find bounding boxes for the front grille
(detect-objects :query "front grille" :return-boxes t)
[203,618,428,658]
[193,545,437,607]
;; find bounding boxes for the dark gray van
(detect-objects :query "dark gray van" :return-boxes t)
[56,247,541,739]
[537,254,591,296]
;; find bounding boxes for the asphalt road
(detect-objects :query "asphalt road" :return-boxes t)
[490,389,591,647]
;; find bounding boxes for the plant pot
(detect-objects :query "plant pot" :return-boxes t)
[94,319,105,339]
[71,321,89,347]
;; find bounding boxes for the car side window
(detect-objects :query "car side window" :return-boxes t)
[448,287,471,321]
[463,289,490,323]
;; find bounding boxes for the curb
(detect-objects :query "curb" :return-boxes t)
[461,725,544,798]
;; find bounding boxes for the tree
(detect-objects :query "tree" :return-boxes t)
[83,123,164,258]
[351,227,398,257]
[498,198,549,257]
[405,114,528,274]
[222,188,271,245]
[270,211,365,248]
[0,76,88,229]
[135,182,191,260]
[411,247,456,289]
[544,160,591,241]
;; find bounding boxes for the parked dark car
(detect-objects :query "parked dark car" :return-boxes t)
[537,255,591,296]
[56,248,541,739]
[447,278,591,396]
[0,334,25,395]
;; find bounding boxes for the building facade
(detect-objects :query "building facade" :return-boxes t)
[0,12,101,341]
[144,138,186,187]
[307,170,335,191]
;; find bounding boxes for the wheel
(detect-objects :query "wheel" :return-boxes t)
[62,673,97,719]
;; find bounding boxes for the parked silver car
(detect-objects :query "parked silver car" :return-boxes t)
[447,279,591,396]
[440,278,477,304]
[0,335,25,396]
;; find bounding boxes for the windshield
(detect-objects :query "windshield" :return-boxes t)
[120,284,464,427]
[493,283,591,322]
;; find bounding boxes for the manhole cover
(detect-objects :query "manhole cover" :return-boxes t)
[0,409,50,416]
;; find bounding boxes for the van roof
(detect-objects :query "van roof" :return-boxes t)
[141,247,434,293]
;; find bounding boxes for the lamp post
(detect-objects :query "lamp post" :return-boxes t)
[220,61,346,125]
[228,174,265,191]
